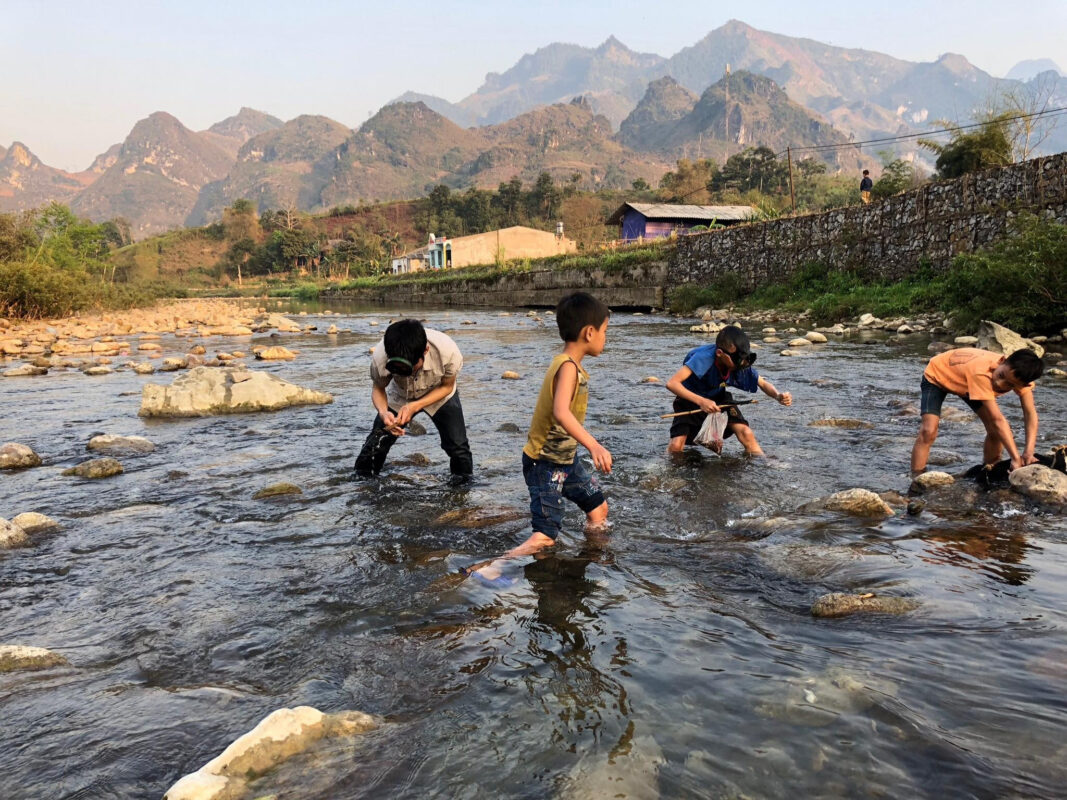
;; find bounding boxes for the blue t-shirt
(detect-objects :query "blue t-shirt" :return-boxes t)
[681,345,759,399]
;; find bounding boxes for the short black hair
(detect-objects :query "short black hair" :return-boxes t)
[383,318,427,364]
[1006,348,1044,383]
[556,292,610,342]
[715,325,751,363]
[862,169,870,175]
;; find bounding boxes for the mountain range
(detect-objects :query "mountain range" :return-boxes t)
[3,20,1064,238]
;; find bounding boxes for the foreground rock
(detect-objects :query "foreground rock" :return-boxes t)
[802,488,894,516]
[87,434,156,455]
[0,518,28,548]
[976,320,1045,358]
[62,458,123,479]
[140,367,333,418]
[0,442,42,470]
[0,645,69,672]
[252,483,303,499]
[11,513,58,533]
[162,706,377,800]
[812,593,920,618]
[1009,465,1067,505]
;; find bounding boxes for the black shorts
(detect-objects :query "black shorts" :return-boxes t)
[920,376,984,417]
[668,392,750,444]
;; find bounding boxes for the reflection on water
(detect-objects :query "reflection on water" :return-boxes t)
[1,303,1066,798]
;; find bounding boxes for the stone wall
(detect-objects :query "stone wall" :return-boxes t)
[333,262,668,309]
[669,152,1067,290]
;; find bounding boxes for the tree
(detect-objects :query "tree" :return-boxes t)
[531,172,561,220]
[920,114,1014,179]
[631,178,650,191]
[872,155,920,199]
[659,158,719,203]
[713,147,787,195]
[495,177,524,226]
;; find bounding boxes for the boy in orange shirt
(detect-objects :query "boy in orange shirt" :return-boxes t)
[911,348,1044,474]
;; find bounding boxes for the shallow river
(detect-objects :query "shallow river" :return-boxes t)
[2,302,1067,799]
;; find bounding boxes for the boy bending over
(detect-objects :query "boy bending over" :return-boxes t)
[911,347,1043,474]
[472,293,611,582]
[666,325,792,455]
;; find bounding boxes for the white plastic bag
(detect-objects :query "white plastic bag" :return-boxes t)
[694,411,728,453]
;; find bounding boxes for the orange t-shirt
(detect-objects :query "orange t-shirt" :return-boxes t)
[924,348,1033,402]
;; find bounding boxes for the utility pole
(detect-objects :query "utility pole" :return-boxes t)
[786,146,796,213]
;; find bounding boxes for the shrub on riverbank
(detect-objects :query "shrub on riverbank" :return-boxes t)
[671,216,1067,333]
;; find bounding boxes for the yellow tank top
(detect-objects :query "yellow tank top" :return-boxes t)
[523,353,589,464]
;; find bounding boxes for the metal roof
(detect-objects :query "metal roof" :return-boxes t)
[607,202,758,224]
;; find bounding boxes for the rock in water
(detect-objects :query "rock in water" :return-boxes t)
[87,434,156,455]
[0,645,68,671]
[62,458,123,479]
[252,483,303,499]
[0,518,29,548]
[0,442,42,470]
[1009,465,1067,505]
[808,418,874,429]
[139,366,333,417]
[254,346,297,361]
[976,320,1045,358]
[803,488,894,516]
[909,471,956,492]
[11,513,58,533]
[162,706,377,800]
[812,593,920,618]
[501,370,521,380]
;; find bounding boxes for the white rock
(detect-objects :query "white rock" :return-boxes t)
[976,320,1044,358]
[140,367,333,418]
[788,338,812,347]
[858,313,875,325]
[779,349,798,356]
[954,335,979,345]
[0,518,28,548]
[1047,368,1067,378]
[896,324,914,334]
[804,332,828,343]
[1009,465,1067,505]
[11,512,58,533]
[0,442,42,470]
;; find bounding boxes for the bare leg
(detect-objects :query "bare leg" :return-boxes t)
[731,424,764,456]
[982,425,1004,465]
[667,434,688,454]
[911,413,940,473]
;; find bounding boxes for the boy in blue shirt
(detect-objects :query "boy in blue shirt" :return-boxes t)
[666,326,793,455]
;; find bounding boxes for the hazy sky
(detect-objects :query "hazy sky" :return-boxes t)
[4,0,1065,171]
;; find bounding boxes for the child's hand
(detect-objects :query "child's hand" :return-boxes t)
[777,391,793,406]
[590,443,613,474]
[698,398,721,414]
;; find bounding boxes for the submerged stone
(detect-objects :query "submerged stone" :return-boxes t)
[808,418,874,430]
[811,593,920,618]
[0,644,68,672]
[87,434,156,455]
[62,457,123,479]
[252,483,303,500]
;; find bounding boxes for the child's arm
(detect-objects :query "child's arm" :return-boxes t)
[976,399,1025,468]
[1020,390,1040,465]
[393,376,457,427]
[553,361,612,473]
[757,376,792,406]
[666,366,723,413]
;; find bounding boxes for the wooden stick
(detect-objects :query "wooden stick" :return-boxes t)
[660,400,758,419]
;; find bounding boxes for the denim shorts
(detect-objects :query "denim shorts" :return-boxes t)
[522,453,605,540]
[920,375,984,417]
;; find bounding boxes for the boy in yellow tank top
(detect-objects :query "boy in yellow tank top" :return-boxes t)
[469,292,611,584]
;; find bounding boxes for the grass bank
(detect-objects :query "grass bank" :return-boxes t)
[669,216,1067,334]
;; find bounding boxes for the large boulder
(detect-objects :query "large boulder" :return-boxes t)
[976,320,1045,358]
[139,367,333,418]
[0,518,29,548]
[1009,465,1067,505]
[0,442,42,469]
[162,706,377,800]
[0,645,68,672]
[87,434,156,455]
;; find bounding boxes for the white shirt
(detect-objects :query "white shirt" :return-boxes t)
[370,328,462,417]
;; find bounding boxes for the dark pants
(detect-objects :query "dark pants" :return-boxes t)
[354,391,473,477]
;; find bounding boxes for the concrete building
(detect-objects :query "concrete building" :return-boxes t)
[607,203,757,242]
[392,226,576,273]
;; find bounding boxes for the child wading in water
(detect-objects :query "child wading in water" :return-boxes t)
[911,347,1044,474]
[666,325,792,455]
[470,292,611,584]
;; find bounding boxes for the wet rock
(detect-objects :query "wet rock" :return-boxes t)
[811,593,920,618]
[690,321,724,333]
[892,404,920,417]
[501,370,521,380]
[188,345,206,355]
[1009,465,1067,505]
[803,488,894,516]
[326,324,339,334]
[133,362,155,374]
[11,512,58,533]
[394,453,432,467]
[0,518,29,548]
[910,471,955,492]
[753,667,898,727]
[640,376,660,384]
[405,420,427,436]
[896,324,914,334]
[878,490,908,508]
[1047,367,1067,378]
[0,645,69,672]
[906,499,926,515]
[763,336,781,343]
[804,331,828,343]
[83,366,112,376]
[788,338,812,347]
[253,483,303,500]
[162,706,377,800]
[434,506,526,528]
[638,475,689,493]
[928,341,954,353]
[858,313,876,326]
[0,443,42,470]
[140,367,333,417]
[160,357,187,372]
[2,364,48,377]
[976,320,1044,358]
[779,349,799,357]
[62,457,123,479]
[254,346,296,361]
[927,450,963,466]
[138,342,163,352]
[808,418,873,430]
[953,335,979,345]
[88,434,156,455]
[496,422,522,433]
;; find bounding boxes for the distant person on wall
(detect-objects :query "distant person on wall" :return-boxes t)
[860,169,873,204]
[354,319,473,483]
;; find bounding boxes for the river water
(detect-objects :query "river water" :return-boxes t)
[2,302,1066,799]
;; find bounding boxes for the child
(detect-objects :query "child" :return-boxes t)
[471,293,611,583]
[354,318,473,482]
[666,325,792,455]
[911,347,1044,474]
